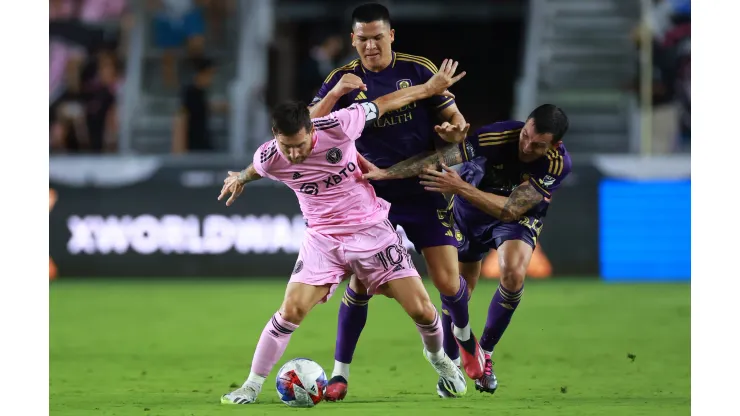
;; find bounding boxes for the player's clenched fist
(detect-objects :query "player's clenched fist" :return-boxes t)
[423,59,467,98]
[330,73,367,97]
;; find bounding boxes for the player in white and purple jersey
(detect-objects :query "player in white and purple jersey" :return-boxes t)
[309,4,485,400]
[217,60,468,405]
[364,104,572,396]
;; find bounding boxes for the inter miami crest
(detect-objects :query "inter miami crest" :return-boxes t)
[326,147,343,164]
[293,260,303,274]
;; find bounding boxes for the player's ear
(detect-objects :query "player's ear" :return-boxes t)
[389,28,395,43]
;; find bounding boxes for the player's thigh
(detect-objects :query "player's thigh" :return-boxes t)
[348,274,369,296]
[289,229,349,309]
[454,221,489,295]
[346,221,419,297]
[382,276,437,325]
[421,245,460,295]
[497,239,534,290]
[459,260,482,295]
[279,282,333,325]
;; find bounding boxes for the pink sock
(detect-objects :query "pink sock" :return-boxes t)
[416,311,444,355]
[250,312,299,377]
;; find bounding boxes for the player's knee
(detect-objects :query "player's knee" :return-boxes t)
[429,268,460,297]
[279,300,310,325]
[407,298,438,325]
[500,264,526,291]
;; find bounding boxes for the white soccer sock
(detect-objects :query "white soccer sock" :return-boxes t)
[453,324,471,342]
[243,372,266,391]
[452,357,461,367]
[332,360,350,381]
[483,349,492,356]
[427,348,446,363]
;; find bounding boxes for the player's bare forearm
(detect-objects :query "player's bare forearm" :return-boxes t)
[237,164,262,185]
[308,91,342,118]
[383,144,464,179]
[373,85,435,118]
[457,181,543,222]
[438,105,466,138]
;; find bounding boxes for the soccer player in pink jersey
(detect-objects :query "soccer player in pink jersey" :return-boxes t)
[217,60,468,405]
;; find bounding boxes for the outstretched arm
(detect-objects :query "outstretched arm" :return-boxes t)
[372,59,465,119]
[456,180,544,222]
[218,164,262,206]
[366,143,464,180]
[237,164,262,185]
[419,166,544,222]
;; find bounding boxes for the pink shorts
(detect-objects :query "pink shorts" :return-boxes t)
[289,219,420,303]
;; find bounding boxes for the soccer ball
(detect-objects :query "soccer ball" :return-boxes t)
[276,358,327,407]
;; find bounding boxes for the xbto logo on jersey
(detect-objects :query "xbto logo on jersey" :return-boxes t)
[326,147,343,164]
[300,182,319,195]
[323,162,357,188]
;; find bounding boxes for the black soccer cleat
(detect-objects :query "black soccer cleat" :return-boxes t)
[474,354,499,394]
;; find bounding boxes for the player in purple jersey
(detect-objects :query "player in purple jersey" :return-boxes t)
[307,3,486,400]
[364,104,571,396]
[217,61,469,405]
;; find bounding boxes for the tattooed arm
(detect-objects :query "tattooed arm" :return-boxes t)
[218,164,262,206]
[456,180,543,222]
[419,164,544,223]
[237,164,262,184]
[372,144,465,180]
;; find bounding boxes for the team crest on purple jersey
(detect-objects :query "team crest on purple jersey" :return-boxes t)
[396,79,412,90]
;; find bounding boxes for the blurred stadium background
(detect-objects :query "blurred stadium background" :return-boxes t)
[49,0,690,414]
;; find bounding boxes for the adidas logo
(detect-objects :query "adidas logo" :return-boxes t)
[355,91,367,100]
[393,264,403,272]
[292,172,302,179]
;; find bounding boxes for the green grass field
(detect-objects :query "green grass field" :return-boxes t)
[50,278,690,415]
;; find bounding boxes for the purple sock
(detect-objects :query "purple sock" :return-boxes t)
[480,283,523,352]
[440,275,470,329]
[334,286,371,363]
[440,308,460,360]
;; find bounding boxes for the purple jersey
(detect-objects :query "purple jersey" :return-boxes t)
[310,52,456,201]
[455,120,572,223]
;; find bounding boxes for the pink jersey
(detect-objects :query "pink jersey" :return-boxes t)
[253,103,388,235]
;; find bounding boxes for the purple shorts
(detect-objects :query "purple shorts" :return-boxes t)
[453,206,541,263]
[388,194,458,254]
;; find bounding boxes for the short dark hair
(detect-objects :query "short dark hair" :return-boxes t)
[272,101,313,136]
[352,3,391,28]
[527,104,569,143]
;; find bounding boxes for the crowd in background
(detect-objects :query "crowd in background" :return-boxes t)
[631,0,691,153]
[49,0,130,153]
[50,0,691,156]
